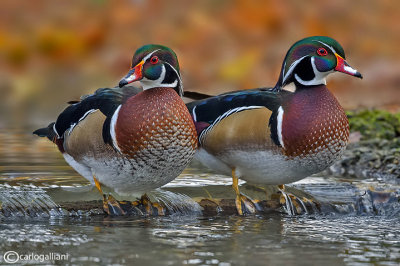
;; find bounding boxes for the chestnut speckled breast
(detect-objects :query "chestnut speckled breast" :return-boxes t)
[281,84,349,170]
[115,88,197,158]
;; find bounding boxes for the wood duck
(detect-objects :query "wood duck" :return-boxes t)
[34,44,198,215]
[186,36,363,215]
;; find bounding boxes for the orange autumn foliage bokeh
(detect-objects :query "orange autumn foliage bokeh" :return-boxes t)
[0,0,399,128]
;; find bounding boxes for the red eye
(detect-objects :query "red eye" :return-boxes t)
[150,56,159,64]
[317,48,328,56]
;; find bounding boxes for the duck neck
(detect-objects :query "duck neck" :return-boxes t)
[293,83,327,93]
[286,84,333,110]
[142,81,183,97]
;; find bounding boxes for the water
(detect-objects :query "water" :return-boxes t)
[0,129,399,265]
[0,215,399,265]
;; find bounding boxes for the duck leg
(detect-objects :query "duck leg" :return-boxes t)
[278,185,311,215]
[137,194,165,216]
[93,175,126,216]
[232,169,257,215]
[92,177,166,216]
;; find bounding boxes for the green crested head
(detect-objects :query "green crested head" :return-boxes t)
[274,36,362,90]
[119,44,183,96]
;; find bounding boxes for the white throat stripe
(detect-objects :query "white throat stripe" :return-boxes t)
[294,56,327,86]
[141,64,179,90]
[282,56,307,85]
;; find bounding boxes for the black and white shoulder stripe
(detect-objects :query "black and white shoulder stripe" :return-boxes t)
[53,86,141,145]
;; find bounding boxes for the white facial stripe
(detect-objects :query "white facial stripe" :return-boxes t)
[315,40,337,54]
[141,64,165,90]
[160,79,178,88]
[165,62,183,96]
[154,63,166,84]
[143,49,161,63]
[282,56,307,85]
[277,106,285,148]
[141,64,180,91]
[110,105,122,153]
[282,61,287,78]
[294,57,328,86]
[127,49,161,83]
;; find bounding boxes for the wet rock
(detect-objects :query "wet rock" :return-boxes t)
[326,110,400,180]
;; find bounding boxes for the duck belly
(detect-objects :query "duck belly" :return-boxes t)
[194,148,232,176]
[78,146,193,196]
[220,150,321,185]
[64,136,194,196]
[194,148,308,184]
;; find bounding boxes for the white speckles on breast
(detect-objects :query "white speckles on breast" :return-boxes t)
[281,86,349,175]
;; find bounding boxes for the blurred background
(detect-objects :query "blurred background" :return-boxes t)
[0,0,399,130]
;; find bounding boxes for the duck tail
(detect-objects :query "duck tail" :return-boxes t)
[183,91,213,100]
[33,122,57,141]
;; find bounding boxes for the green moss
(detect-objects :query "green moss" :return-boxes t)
[346,110,400,140]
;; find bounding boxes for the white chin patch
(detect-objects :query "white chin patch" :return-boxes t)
[294,57,329,86]
[141,64,179,90]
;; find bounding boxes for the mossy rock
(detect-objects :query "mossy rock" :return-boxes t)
[347,110,400,140]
